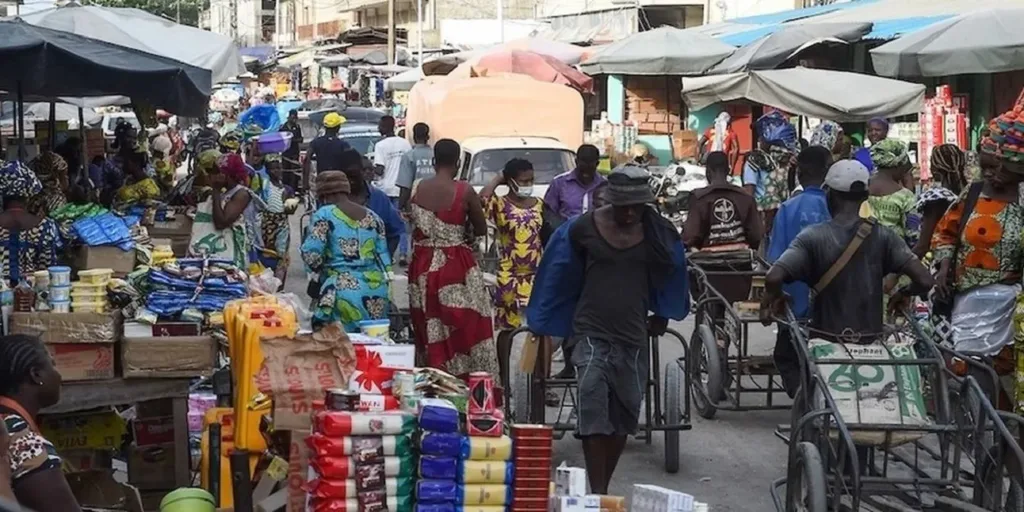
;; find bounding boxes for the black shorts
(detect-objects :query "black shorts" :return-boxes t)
[570,336,649,437]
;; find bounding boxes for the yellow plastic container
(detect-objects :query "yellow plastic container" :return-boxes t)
[199,408,259,509]
[72,301,107,313]
[235,315,296,451]
[78,268,113,284]
[71,282,106,300]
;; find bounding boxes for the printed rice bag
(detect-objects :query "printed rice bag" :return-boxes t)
[416,479,459,503]
[313,410,416,436]
[419,398,460,433]
[461,435,512,461]
[419,455,458,480]
[310,494,412,512]
[418,431,464,457]
[458,484,510,506]
[309,454,415,481]
[307,476,415,499]
[306,434,412,459]
[458,460,513,484]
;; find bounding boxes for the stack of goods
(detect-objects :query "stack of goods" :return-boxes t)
[632,485,707,512]
[71,269,113,313]
[72,212,135,251]
[307,403,417,512]
[349,337,416,411]
[551,464,628,512]
[149,242,176,267]
[919,84,970,179]
[135,258,247,324]
[511,425,553,511]
[46,266,72,313]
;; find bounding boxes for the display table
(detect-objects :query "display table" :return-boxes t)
[41,378,192,488]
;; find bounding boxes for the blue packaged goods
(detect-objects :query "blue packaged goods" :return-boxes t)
[461,435,513,461]
[419,431,464,456]
[419,398,459,433]
[415,504,455,512]
[457,484,510,506]
[416,480,459,503]
[458,460,513,484]
[419,455,458,480]
[73,212,134,250]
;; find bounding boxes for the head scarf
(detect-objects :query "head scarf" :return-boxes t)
[316,171,351,198]
[220,130,243,152]
[930,144,966,189]
[31,151,68,188]
[870,138,910,169]
[755,111,797,152]
[0,161,43,198]
[981,110,1024,164]
[605,165,655,206]
[711,112,731,152]
[151,134,173,156]
[217,153,248,184]
[198,149,222,173]
[263,153,282,164]
[810,121,843,153]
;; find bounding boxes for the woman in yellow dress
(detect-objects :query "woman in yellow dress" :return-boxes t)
[479,158,544,388]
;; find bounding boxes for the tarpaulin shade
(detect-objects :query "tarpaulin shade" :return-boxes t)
[870,7,1024,77]
[449,51,594,94]
[422,37,586,76]
[0,19,211,116]
[682,68,925,122]
[708,22,871,74]
[579,26,736,76]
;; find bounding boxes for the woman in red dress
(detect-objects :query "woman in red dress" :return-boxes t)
[407,139,499,376]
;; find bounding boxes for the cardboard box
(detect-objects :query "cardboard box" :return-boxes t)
[12,311,120,344]
[72,246,136,277]
[122,336,216,378]
[146,216,193,237]
[551,496,601,512]
[40,409,127,452]
[132,416,175,447]
[124,321,202,339]
[556,466,589,497]
[127,442,177,490]
[48,343,115,381]
[350,344,415,395]
[67,470,144,512]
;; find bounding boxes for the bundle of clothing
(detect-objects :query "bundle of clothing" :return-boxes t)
[135,258,248,320]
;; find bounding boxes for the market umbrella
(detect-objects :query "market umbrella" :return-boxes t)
[0,19,212,116]
[0,102,100,128]
[385,67,424,92]
[708,22,871,74]
[22,3,245,83]
[422,37,586,75]
[579,26,736,76]
[870,7,1024,77]
[449,50,594,94]
[682,67,925,122]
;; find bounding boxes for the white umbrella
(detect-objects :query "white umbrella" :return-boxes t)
[579,26,736,76]
[385,67,424,91]
[870,7,1024,77]
[0,102,100,128]
[682,68,925,122]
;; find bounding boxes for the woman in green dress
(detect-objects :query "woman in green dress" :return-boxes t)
[301,171,392,331]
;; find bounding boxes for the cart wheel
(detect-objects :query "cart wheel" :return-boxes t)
[690,324,722,420]
[787,442,826,512]
[977,445,1024,512]
[664,361,683,474]
[506,331,533,423]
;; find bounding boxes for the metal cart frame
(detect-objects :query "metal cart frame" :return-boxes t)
[688,252,790,419]
[502,326,693,473]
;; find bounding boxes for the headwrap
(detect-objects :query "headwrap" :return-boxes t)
[981,109,1024,164]
[217,153,248,184]
[316,171,351,198]
[0,161,43,198]
[263,153,282,164]
[930,144,966,190]
[868,117,890,133]
[31,151,68,187]
[809,121,843,153]
[870,139,910,169]
[151,134,173,156]
[198,149,222,173]
[711,112,730,152]
[220,130,243,152]
[755,111,797,151]
[605,165,655,206]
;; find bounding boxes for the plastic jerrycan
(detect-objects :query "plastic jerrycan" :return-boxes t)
[226,297,278,377]
[236,315,297,451]
[200,408,259,508]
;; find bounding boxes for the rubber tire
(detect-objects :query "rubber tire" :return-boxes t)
[664,361,684,474]
[788,442,827,512]
[506,332,534,423]
[690,323,722,420]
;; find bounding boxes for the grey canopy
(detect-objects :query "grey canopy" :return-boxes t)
[578,26,736,76]
[23,3,245,83]
[870,7,1024,77]
[709,22,871,75]
[682,68,925,122]
[0,103,100,128]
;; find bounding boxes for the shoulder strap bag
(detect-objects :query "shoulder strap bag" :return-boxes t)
[812,219,875,296]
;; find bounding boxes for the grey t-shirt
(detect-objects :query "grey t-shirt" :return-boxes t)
[396,144,434,190]
[774,219,914,342]
[570,212,650,347]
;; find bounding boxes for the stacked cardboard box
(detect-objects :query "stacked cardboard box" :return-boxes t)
[510,424,552,511]
[11,312,119,381]
[625,76,683,135]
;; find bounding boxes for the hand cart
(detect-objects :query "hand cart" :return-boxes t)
[688,249,789,419]
[503,326,693,473]
[770,309,1024,511]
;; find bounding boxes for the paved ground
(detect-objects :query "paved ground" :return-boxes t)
[281,213,791,510]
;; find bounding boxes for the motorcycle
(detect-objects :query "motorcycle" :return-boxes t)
[649,161,710,232]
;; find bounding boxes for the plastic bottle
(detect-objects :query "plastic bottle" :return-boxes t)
[14,279,34,313]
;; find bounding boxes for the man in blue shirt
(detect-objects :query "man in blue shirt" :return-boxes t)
[338,149,406,255]
[767,146,832,397]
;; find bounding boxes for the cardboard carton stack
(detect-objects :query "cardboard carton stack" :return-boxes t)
[11,312,119,381]
[625,76,683,135]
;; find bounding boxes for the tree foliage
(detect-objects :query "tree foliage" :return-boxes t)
[86,0,210,27]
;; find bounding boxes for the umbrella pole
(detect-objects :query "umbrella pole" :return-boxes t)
[79,108,87,186]
[16,82,24,162]
[48,101,56,152]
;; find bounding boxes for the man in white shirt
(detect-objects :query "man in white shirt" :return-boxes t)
[372,115,412,201]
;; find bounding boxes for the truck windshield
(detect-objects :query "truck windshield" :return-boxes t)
[468,148,575,186]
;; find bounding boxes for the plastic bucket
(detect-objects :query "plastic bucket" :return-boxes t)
[49,285,71,302]
[50,300,70,313]
[358,319,391,340]
[159,488,216,512]
[48,266,71,286]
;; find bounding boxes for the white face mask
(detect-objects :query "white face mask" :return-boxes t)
[511,179,533,198]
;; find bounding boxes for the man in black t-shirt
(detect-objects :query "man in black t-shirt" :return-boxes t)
[302,111,350,192]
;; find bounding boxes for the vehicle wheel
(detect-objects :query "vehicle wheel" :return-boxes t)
[690,324,722,420]
[786,442,827,512]
[664,361,684,474]
[506,331,534,423]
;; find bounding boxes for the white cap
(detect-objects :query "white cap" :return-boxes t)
[824,159,870,192]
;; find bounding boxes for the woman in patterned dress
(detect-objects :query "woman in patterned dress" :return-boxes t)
[301,171,391,332]
[742,111,798,237]
[259,153,296,284]
[407,139,498,377]
[0,161,64,286]
[866,139,921,249]
[480,158,544,387]
[0,334,80,511]
[914,144,967,258]
[27,152,68,217]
